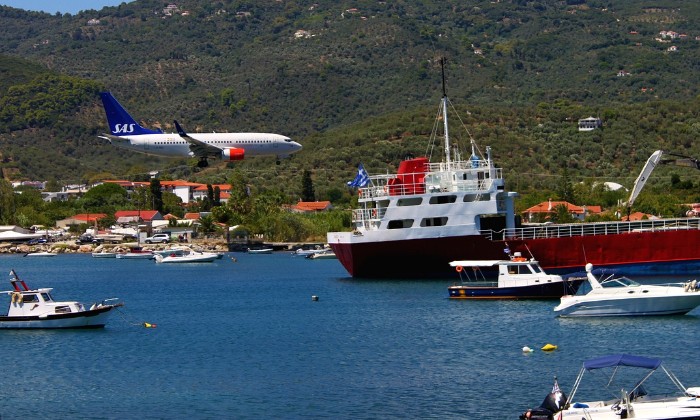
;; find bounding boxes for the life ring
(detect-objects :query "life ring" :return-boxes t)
[455,265,463,273]
[11,292,21,304]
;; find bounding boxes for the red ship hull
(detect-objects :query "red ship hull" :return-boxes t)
[329,228,700,279]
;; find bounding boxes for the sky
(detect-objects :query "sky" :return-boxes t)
[0,1,130,14]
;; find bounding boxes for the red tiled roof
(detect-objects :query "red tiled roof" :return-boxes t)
[114,210,160,221]
[291,201,332,212]
[183,212,201,220]
[72,213,108,222]
[523,201,601,215]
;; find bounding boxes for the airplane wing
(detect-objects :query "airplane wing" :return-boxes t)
[174,120,224,158]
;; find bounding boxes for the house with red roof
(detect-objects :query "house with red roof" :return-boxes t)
[289,201,333,213]
[55,213,108,229]
[114,210,164,224]
[522,200,602,222]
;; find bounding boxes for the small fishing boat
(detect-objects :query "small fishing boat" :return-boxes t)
[25,251,57,257]
[448,254,584,299]
[153,247,219,263]
[247,248,274,254]
[553,263,700,317]
[91,251,117,258]
[306,250,337,260]
[520,354,700,420]
[116,247,154,260]
[0,270,123,329]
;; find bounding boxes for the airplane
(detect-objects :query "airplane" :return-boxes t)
[98,92,302,167]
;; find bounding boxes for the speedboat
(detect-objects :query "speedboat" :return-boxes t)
[447,254,584,299]
[24,251,57,257]
[554,263,700,317]
[0,270,122,329]
[91,251,117,258]
[247,248,274,254]
[520,354,700,420]
[306,250,337,260]
[153,247,219,263]
[116,247,154,259]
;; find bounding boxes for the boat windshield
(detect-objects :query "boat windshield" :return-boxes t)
[600,276,640,288]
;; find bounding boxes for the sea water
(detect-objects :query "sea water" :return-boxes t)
[0,253,698,419]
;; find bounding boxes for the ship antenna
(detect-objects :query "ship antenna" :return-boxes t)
[440,57,451,168]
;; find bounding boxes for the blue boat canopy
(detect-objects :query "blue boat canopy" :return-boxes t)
[583,354,662,371]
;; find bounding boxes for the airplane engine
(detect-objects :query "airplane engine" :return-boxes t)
[222,148,245,161]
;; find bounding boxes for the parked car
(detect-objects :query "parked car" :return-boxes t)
[144,233,170,244]
[75,234,103,245]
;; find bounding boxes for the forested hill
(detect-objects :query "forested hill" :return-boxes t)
[1,0,700,204]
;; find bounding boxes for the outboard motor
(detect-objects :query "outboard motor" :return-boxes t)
[520,389,567,420]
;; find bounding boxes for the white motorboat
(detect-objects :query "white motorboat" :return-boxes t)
[520,354,700,420]
[447,254,584,299]
[116,248,154,259]
[25,251,57,257]
[295,246,331,257]
[91,251,117,258]
[153,247,219,263]
[0,270,122,329]
[554,263,700,317]
[306,250,337,260]
[247,248,274,254]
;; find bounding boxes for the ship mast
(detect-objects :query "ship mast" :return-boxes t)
[440,57,451,170]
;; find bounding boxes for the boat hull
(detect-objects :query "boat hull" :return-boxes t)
[554,294,700,317]
[449,278,584,300]
[0,305,117,329]
[329,227,700,278]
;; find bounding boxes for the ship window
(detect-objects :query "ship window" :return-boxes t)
[421,217,448,227]
[22,294,39,303]
[397,197,422,206]
[463,194,489,202]
[429,195,456,205]
[54,306,72,314]
[387,219,414,229]
[41,293,53,302]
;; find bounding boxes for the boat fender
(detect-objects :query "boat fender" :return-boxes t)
[455,265,463,273]
[541,343,557,351]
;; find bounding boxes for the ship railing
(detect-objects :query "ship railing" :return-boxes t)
[481,217,700,241]
[358,167,500,199]
[352,207,385,224]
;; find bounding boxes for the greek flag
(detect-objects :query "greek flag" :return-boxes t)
[347,163,370,188]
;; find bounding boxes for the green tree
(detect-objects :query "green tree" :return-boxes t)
[150,179,164,213]
[301,169,315,202]
[78,183,128,211]
[557,167,575,203]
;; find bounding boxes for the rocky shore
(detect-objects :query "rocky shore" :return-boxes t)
[0,240,229,255]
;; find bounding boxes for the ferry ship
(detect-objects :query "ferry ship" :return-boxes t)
[327,62,700,279]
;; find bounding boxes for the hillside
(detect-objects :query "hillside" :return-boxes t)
[1,0,700,204]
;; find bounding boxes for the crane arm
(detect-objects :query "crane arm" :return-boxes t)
[626,150,700,210]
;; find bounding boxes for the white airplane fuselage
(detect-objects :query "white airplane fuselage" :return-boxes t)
[107,132,300,159]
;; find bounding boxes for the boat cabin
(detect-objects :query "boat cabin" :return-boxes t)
[4,276,84,317]
[450,257,560,286]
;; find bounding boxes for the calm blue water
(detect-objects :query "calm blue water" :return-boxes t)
[0,253,699,419]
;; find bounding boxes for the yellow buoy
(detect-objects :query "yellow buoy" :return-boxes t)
[541,343,558,351]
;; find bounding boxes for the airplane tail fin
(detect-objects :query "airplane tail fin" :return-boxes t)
[100,92,162,136]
